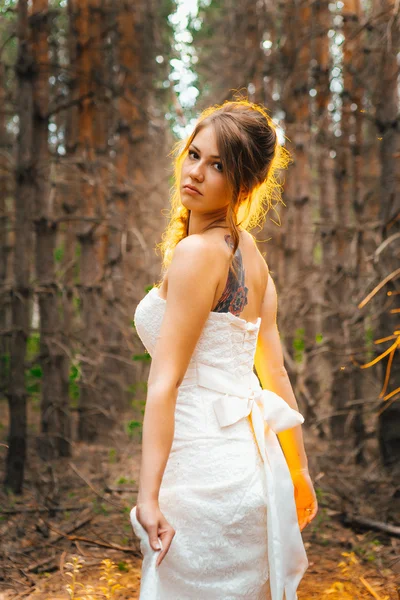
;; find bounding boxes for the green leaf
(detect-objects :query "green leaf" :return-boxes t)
[27,333,40,358]
[126,420,142,439]
[30,365,42,379]
[54,245,65,263]
[132,353,151,362]
[293,328,305,363]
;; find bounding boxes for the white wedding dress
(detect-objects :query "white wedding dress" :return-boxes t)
[130,285,309,600]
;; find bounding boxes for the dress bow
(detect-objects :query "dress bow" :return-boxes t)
[205,368,308,600]
[212,379,305,434]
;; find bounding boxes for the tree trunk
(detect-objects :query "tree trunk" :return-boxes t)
[0,62,12,400]
[280,2,313,382]
[307,0,333,437]
[71,0,111,441]
[372,0,400,468]
[5,0,34,493]
[31,0,72,460]
[343,0,368,465]
[327,0,361,441]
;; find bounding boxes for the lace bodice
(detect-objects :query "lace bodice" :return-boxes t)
[133,286,261,382]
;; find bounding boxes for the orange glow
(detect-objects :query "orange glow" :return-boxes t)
[379,339,398,399]
[358,268,400,309]
[359,337,400,369]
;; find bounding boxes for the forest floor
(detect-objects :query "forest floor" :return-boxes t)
[0,403,399,600]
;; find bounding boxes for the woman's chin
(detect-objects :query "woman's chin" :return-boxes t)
[181,196,197,209]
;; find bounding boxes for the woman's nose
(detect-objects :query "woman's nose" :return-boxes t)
[190,163,205,181]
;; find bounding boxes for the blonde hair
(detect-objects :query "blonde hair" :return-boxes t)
[156,97,291,281]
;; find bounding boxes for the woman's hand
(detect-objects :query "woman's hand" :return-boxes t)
[290,468,318,531]
[136,501,176,567]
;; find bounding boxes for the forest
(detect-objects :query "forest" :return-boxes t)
[0,0,399,598]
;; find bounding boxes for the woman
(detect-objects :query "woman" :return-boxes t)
[130,99,318,600]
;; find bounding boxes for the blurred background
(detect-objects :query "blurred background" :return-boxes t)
[0,1,399,598]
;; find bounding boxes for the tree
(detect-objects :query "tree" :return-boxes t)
[5,0,34,493]
[370,0,400,467]
[32,0,72,459]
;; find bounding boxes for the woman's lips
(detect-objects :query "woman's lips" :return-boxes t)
[183,186,202,195]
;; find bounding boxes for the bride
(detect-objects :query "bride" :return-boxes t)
[130,99,318,599]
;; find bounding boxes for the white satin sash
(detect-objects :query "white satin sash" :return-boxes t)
[195,361,309,600]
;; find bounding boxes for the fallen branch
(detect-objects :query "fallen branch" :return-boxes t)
[105,485,138,493]
[69,462,124,509]
[359,575,387,600]
[73,540,101,558]
[43,507,94,544]
[26,555,57,574]
[44,520,141,556]
[68,533,140,555]
[59,550,67,575]
[0,504,90,515]
[11,588,38,600]
[17,567,36,585]
[341,513,400,537]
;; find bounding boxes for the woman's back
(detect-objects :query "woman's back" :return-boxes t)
[157,228,269,325]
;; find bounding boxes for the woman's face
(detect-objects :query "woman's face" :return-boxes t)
[180,124,232,215]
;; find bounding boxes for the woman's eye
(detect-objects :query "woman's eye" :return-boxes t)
[188,150,222,172]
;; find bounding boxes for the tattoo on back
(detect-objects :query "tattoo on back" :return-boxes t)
[212,234,249,316]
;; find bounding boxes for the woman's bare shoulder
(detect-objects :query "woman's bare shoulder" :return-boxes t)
[174,232,229,258]
[161,233,230,291]
[169,233,228,280]
[241,229,269,275]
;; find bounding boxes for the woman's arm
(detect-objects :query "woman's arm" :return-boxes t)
[254,269,318,530]
[254,271,308,473]
[137,235,225,507]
